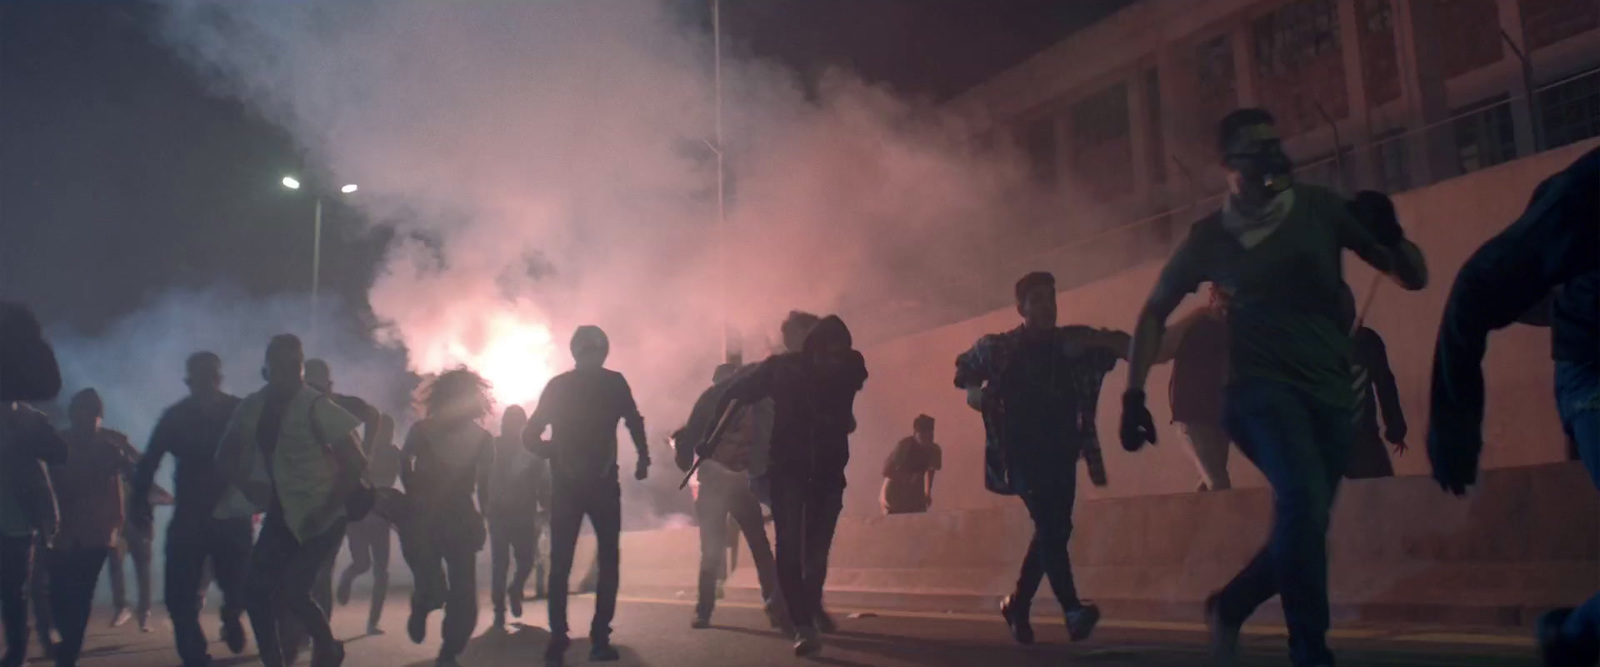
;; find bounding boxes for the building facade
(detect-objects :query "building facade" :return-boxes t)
[950,0,1599,236]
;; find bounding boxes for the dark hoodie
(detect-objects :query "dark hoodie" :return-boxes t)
[719,316,868,481]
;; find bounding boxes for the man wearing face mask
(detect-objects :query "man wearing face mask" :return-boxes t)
[1120,109,1428,667]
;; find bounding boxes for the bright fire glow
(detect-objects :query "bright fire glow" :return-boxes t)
[417,311,562,411]
[281,176,301,190]
[340,184,359,194]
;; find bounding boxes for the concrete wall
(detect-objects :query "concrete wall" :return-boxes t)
[842,138,1600,517]
[620,462,1599,627]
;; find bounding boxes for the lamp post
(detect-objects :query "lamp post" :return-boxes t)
[281,176,358,345]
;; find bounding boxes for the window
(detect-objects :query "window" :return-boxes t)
[1538,67,1600,150]
[1359,0,1402,105]
[1295,152,1344,190]
[1374,129,1410,193]
[1021,116,1058,186]
[1145,69,1166,184]
[1521,0,1600,50]
[1453,95,1518,173]
[1434,0,1502,79]
[1363,0,1392,32]
[1254,0,1341,79]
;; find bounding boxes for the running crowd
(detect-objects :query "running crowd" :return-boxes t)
[0,109,1595,667]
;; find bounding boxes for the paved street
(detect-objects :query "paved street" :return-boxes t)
[36,592,1539,667]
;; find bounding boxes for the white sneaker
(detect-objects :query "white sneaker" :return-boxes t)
[111,609,133,628]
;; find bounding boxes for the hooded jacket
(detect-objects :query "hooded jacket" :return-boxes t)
[717,315,868,482]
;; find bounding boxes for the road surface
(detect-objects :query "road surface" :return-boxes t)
[43,593,1536,666]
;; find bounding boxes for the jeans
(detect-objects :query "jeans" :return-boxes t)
[1556,360,1600,658]
[166,515,252,667]
[1217,377,1352,667]
[337,515,392,630]
[108,532,152,618]
[1180,422,1233,491]
[489,514,544,614]
[547,476,620,642]
[695,464,782,619]
[768,469,844,631]
[406,523,480,661]
[46,547,109,667]
[0,534,33,667]
[1011,471,1083,615]
[244,511,346,667]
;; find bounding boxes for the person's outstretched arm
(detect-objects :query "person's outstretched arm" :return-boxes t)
[616,375,649,480]
[1362,329,1408,453]
[1341,191,1429,291]
[1428,150,1598,494]
[524,380,557,459]
[1124,227,1209,451]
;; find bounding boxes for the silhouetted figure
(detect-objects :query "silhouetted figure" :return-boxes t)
[337,414,400,636]
[1345,326,1407,479]
[709,314,866,657]
[215,335,365,667]
[678,362,785,631]
[399,370,493,667]
[290,359,381,650]
[956,272,1127,647]
[880,415,941,515]
[1121,109,1428,667]
[0,400,66,667]
[0,303,62,404]
[525,326,649,666]
[1426,147,1597,667]
[488,406,549,630]
[47,389,137,667]
[130,352,250,667]
[1153,285,1235,491]
[106,488,163,632]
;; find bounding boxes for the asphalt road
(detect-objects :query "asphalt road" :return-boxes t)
[35,593,1539,667]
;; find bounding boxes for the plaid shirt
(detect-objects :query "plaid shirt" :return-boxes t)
[955,326,1122,495]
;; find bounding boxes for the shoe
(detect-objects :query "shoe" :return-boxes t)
[367,625,386,637]
[715,581,726,600]
[336,578,353,606]
[1538,608,1598,667]
[310,640,345,667]
[1064,604,1100,642]
[508,586,524,618]
[532,587,548,601]
[139,611,152,633]
[691,614,711,629]
[1000,595,1034,645]
[112,608,133,628]
[1206,592,1240,665]
[765,603,791,633]
[408,607,429,645]
[793,626,822,657]
[816,610,838,634]
[221,614,247,654]
[588,641,620,662]
[542,635,569,667]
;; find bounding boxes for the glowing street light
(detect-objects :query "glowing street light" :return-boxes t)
[278,175,360,346]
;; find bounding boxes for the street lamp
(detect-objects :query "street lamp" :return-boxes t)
[281,176,359,345]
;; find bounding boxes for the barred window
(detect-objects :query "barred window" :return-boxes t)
[1453,96,1517,173]
[1538,67,1600,151]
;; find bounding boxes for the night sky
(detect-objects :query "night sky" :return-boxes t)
[0,0,1130,335]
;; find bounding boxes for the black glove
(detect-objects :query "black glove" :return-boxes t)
[1427,420,1480,496]
[1384,424,1408,446]
[1119,389,1157,452]
[1348,190,1404,246]
[635,457,651,481]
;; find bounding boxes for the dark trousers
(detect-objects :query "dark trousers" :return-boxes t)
[406,525,480,660]
[1011,469,1082,614]
[1216,378,1352,667]
[547,477,620,642]
[166,515,252,667]
[245,511,346,667]
[489,514,543,614]
[46,547,109,667]
[337,515,392,629]
[1556,360,1600,657]
[27,543,49,651]
[767,469,844,631]
[0,534,33,667]
[108,533,152,617]
[695,466,781,619]
[1343,432,1394,479]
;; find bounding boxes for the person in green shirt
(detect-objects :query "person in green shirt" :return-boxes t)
[1119,108,1427,667]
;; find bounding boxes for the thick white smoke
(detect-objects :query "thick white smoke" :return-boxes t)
[151,0,1047,462]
